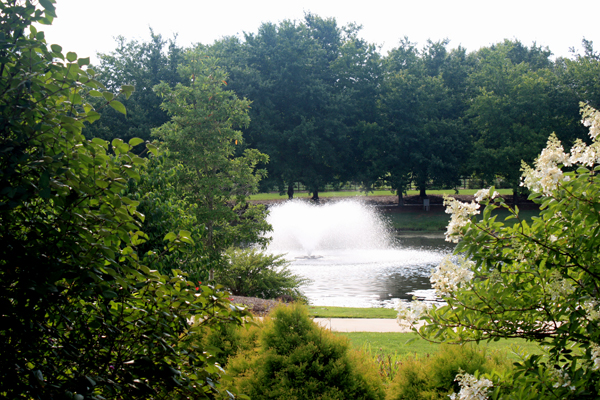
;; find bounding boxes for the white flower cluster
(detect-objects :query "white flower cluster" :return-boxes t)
[545,270,575,302]
[396,300,428,327]
[474,188,499,203]
[582,103,600,140]
[582,299,600,321]
[444,196,480,243]
[521,134,569,195]
[547,367,576,391]
[521,106,600,194]
[568,139,600,167]
[448,372,493,400]
[431,256,475,297]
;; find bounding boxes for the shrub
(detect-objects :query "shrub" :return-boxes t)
[218,248,309,301]
[0,3,249,398]
[224,304,386,400]
[387,345,512,400]
[411,105,600,398]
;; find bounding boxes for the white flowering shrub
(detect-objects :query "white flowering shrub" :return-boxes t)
[415,104,600,399]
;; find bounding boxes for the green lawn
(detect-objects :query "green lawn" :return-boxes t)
[308,306,546,361]
[309,306,397,319]
[250,188,514,201]
[339,331,545,361]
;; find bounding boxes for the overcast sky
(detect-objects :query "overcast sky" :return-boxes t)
[40,0,600,63]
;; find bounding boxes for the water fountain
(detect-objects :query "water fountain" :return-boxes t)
[265,200,453,307]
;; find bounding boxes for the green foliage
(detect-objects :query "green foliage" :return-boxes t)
[127,149,210,281]
[0,3,248,398]
[386,345,512,400]
[153,53,271,278]
[84,30,184,145]
[219,248,309,301]
[225,304,386,400]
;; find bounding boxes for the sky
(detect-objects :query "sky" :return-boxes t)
[40,0,600,63]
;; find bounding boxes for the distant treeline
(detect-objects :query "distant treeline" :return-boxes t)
[83,15,600,200]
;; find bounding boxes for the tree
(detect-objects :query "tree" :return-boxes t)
[83,30,184,145]
[466,40,584,201]
[0,2,247,398]
[226,15,360,200]
[379,39,468,200]
[152,53,270,280]
[400,105,600,398]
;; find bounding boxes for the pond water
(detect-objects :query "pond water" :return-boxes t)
[265,201,455,308]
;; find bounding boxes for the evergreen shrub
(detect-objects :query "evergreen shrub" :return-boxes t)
[223,304,385,400]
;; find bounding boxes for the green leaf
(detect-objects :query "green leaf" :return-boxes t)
[128,138,144,147]
[164,232,177,242]
[102,290,118,299]
[109,100,126,115]
[121,84,135,99]
[50,44,62,53]
[102,92,114,102]
[66,52,77,62]
[78,57,90,67]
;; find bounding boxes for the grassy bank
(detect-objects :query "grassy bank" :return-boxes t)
[385,207,540,231]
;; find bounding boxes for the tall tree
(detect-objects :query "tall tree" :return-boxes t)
[226,15,361,200]
[379,39,468,200]
[467,40,584,199]
[153,53,270,280]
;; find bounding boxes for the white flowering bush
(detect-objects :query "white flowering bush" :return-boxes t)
[415,105,600,399]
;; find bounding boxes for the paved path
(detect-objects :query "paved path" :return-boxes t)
[313,318,424,333]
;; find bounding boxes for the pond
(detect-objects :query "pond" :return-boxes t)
[265,201,454,308]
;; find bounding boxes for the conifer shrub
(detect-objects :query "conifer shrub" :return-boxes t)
[223,304,386,400]
[386,345,512,400]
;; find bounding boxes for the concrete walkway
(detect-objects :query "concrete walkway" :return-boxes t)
[313,318,424,333]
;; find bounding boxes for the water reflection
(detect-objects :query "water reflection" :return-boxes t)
[286,232,455,308]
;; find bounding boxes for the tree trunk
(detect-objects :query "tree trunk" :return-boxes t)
[398,191,404,207]
[287,184,294,199]
[419,187,427,198]
[311,188,319,201]
[512,186,519,206]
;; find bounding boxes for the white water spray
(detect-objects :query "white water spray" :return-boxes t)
[263,199,453,307]
[266,200,392,256]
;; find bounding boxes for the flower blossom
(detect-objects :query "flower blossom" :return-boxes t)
[474,188,499,203]
[396,300,428,327]
[591,343,600,371]
[444,196,480,243]
[449,372,493,400]
[581,103,600,141]
[547,367,576,391]
[545,270,574,302]
[431,256,474,297]
[520,134,569,195]
[582,299,600,321]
